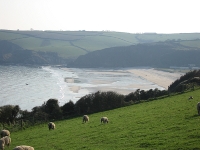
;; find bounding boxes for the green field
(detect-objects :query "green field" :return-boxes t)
[6,89,200,150]
[1,30,200,59]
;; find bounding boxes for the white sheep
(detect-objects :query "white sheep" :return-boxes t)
[101,117,109,124]
[83,115,89,123]
[13,145,34,150]
[48,122,56,130]
[0,136,11,150]
[0,130,10,138]
[197,102,200,115]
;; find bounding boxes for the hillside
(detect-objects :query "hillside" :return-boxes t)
[1,30,200,60]
[9,89,200,149]
[0,40,69,65]
[69,40,200,68]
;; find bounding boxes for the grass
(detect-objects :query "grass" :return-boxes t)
[6,89,200,150]
[180,40,200,49]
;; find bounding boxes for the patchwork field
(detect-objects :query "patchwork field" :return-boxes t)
[1,30,200,59]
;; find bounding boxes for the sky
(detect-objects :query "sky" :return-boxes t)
[0,0,200,33]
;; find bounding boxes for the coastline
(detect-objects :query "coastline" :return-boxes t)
[66,68,183,95]
[0,66,184,111]
[127,68,183,90]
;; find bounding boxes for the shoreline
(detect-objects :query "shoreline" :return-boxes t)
[66,68,183,95]
[127,68,183,90]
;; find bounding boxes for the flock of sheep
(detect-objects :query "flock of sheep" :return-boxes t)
[0,116,108,149]
[0,129,34,150]
[82,115,109,124]
[1,97,200,149]
[1,96,200,149]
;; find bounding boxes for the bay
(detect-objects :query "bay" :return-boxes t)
[0,65,165,111]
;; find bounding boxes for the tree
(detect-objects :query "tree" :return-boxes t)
[61,100,75,117]
[75,91,124,115]
[125,92,137,102]
[31,106,48,123]
[0,105,21,125]
[124,89,140,103]
[140,90,148,100]
[135,89,141,102]
[45,99,62,120]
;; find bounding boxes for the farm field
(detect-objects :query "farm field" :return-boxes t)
[8,89,200,150]
[1,30,200,59]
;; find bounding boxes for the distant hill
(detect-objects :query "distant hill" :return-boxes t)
[1,30,200,66]
[1,30,200,59]
[68,40,200,68]
[0,40,69,65]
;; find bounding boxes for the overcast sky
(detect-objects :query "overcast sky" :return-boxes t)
[0,0,200,33]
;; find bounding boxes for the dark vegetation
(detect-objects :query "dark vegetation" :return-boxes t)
[168,69,200,92]
[69,41,200,68]
[1,70,200,131]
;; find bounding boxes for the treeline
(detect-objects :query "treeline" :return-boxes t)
[1,70,200,130]
[1,89,168,129]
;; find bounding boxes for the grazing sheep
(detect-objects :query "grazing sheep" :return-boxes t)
[83,115,89,123]
[0,136,11,150]
[48,122,56,130]
[197,102,200,115]
[188,96,193,100]
[13,145,34,150]
[101,117,109,124]
[0,130,10,138]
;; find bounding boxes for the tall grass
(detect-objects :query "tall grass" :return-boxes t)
[6,89,200,150]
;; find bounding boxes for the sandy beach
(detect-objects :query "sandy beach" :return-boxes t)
[67,68,183,95]
[127,68,183,89]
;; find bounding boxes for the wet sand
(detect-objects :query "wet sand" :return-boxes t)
[67,68,183,95]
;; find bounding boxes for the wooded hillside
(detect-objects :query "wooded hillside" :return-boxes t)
[69,41,200,68]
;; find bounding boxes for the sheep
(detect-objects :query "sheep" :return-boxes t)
[0,138,4,150]
[197,102,200,115]
[13,145,34,150]
[188,96,193,100]
[101,117,109,124]
[2,136,11,147]
[48,122,56,130]
[83,115,89,123]
[0,136,11,150]
[0,130,10,138]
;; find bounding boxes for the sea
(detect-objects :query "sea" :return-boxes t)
[0,65,164,111]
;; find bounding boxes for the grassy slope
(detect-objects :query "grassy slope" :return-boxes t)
[9,89,200,150]
[180,40,200,49]
[1,30,200,59]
